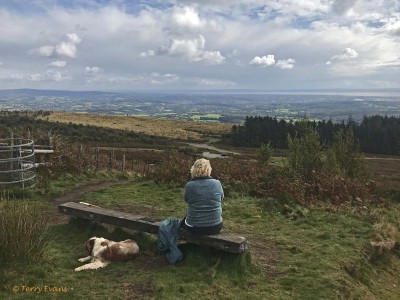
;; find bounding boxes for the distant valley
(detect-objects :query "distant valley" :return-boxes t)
[1,88,400,123]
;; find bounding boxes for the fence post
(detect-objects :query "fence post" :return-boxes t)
[49,135,53,149]
[79,144,83,160]
[122,155,126,172]
[109,150,114,170]
[19,140,24,189]
[95,147,99,171]
[9,132,14,182]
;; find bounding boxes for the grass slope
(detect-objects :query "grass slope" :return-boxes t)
[41,112,232,141]
[2,178,400,299]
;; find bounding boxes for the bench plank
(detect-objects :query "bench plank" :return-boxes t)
[58,202,248,253]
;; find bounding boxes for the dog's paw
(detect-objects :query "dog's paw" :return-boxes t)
[78,256,92,262]
[74,267,82,272]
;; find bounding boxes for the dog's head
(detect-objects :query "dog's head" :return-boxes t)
[84,237,97,255]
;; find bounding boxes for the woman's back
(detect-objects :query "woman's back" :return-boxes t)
[184,176,224,227]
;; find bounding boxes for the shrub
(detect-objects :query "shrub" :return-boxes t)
[329,128,367,179]
[369,221,400,260]
[257,142,272,165]
[255,168,305,202]
[0,194,50,266]
[210,159,267,194]
[254,167,371,206]
[287,124,323,179]
[281,124,371,205]
[149,156,192,186]
[148,156,268,194]
[303,173,371,205]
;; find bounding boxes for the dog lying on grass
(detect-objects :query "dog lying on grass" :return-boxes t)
[75,237,139,272]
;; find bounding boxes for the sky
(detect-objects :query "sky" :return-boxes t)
[0,0,399,91]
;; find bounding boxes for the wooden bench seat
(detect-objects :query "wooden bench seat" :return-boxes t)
[58,202,248,254]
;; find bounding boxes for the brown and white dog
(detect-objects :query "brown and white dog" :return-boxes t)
[74,237,139,272]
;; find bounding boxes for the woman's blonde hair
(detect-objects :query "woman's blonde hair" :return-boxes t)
[190,158,212,178]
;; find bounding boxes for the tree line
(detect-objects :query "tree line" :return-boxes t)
[231,115,400,155]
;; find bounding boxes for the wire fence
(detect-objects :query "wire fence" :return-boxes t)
[69,145,157,175]
[0,135,173,190]
[0,138,36,189]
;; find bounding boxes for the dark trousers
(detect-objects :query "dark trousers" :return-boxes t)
[180,217,222,235]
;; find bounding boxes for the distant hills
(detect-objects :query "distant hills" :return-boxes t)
[1,88,400,123]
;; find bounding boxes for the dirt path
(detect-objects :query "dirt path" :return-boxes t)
[187,142,241,155]
[48,179,120,224]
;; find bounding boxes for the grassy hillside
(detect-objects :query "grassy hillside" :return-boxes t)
[1,177,400,299]
[41,112,232,141]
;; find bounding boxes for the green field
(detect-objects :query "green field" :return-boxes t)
[190,114,222,121]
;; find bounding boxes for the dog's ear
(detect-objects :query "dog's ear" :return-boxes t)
[85,238,96,254]
[100,240,110,247]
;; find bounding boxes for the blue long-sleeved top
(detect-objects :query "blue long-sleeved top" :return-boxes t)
[184,176,224,227]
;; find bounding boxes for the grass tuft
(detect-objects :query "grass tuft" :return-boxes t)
[369,221,400,263]
[0,195,51,266]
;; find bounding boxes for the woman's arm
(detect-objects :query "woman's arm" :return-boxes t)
[218,181,224,201]
[184,182,190,203]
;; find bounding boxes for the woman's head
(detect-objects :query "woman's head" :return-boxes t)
[190,158,212,178]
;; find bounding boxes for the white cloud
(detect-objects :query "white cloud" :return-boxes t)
[168,35,206,58]
[330,48,359,61]
[104,73,180,86]
[250,55,295,69]
[28,33,81,59]
[250,54,275,67]
[166,6,222,34]
[276,58,296,69]
[48,60,67,68]
[55,33,82,58]
[80,72,177,87]
[29,45,55,57]
[140,50,155,57]
[66,33,82,44]
[46,70,64,82]
[192,77,236,87]
[146,35,226,64]
[55,42,78,58]
[383,17,400,36]
[84,67,103,75]
[149,72,180,84]
[0,73,24,81]
[170,6,204,30]
[26,70,69,82]
[28,73,42,81]
[200,51,226,65]
[0,61,3,66]
[38,45,55,57]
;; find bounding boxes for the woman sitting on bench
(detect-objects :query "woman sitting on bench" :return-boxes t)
[181,158,224,235]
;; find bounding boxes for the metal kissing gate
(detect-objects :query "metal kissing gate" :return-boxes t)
[0,138,36,189]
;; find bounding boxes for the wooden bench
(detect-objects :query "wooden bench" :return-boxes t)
[58,202,248,254]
